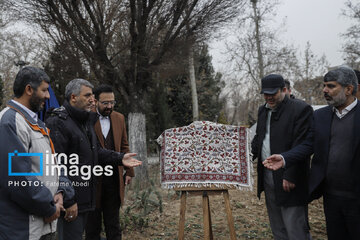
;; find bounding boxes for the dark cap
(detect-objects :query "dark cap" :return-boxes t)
[260,74,285,94]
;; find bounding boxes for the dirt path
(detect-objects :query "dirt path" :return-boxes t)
[122,165,327,240]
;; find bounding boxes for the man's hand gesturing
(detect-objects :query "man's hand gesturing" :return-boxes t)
[122,153,142,168]
[263,154,284,170]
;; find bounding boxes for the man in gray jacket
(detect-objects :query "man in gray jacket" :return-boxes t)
[0,67,73,240]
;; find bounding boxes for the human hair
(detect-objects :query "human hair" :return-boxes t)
[284,79,291,90]
[13,66,50,98]
[93,84,113,100]
[324,66,358,95]
[65,78,94,100]
[354,69,360,84]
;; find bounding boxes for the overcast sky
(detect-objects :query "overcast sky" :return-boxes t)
[210,0,354,72]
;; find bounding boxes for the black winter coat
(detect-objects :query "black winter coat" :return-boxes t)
[251,96,313,207]
[46,100,124,212]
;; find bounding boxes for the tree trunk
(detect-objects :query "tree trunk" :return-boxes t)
[188,47,199,121]
[251,0,264,80]
[128,112,149,187]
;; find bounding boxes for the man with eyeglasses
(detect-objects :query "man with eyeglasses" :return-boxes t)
[85,84,134,240]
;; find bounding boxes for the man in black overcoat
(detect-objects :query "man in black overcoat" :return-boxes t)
[252,74,313,240]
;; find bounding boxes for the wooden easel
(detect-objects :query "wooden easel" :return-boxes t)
[175,187,237,240]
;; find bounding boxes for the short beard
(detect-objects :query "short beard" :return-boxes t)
[326,89,347,107]
[29,93,45,112]
[100,108,113,116]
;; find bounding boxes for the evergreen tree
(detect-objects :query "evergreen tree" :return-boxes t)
[195,45,225,122]
[43,40,89,105]
[166,44,225,127]
[146,77,175,152]
[167,75,194,126]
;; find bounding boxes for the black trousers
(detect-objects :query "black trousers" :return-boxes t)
[39,232,56,240]
[57,212,89,240]
[324,194,360,240]
[85,182,121,240]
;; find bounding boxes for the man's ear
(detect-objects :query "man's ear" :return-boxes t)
[70,94,77,103]
[346,85,354,96]
[24,84,34,96]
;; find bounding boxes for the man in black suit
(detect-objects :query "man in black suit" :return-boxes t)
[264,66,360,240]
[252,74,313,240]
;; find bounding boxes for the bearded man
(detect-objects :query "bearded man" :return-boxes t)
[46,79,141,240]
[264,66,360,240]
[0,66,74,240]
[85,84,134,240]
[251,74,312,240]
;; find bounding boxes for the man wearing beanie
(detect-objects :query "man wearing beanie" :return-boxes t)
[251,74,313,239]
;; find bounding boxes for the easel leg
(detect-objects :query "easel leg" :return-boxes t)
[179,191,186,240]
[202,191,213,239]
[207,194,213,240]
[223,190,236,240]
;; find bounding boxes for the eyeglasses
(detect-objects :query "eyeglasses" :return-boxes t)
[99,101,116,106]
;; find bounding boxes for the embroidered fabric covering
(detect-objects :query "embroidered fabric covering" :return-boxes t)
[156,121,252,190]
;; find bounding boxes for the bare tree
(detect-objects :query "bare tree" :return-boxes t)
[342,0,360,69]
[0,30,46,105]
[0,0,10,28]
[295,41,329,104]
[8,0,243,183]
[225,0,299,124]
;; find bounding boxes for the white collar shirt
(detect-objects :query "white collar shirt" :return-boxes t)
[333,98,358,119]
[97,109,110,138]
[11,99,38,122]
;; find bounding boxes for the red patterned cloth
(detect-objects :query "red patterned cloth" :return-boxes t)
[157,121,252,189]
